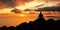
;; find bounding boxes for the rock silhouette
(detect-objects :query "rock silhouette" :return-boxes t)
[0,12,60,30]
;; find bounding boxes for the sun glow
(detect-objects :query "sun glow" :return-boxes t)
[0,8,14,14]
[0,0,58,14]
[20,14,26,17]
[15,6,27,10]
[15,0,58,11]
[24,11,29,14]
[15,1,45,11]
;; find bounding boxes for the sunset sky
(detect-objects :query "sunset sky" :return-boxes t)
[0,0,60,27]
[0,0,60,13]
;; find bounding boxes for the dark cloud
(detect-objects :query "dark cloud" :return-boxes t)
[21,0,34,2]
[0,0,34,7]
[38,0,60,2]
[16,0,34,5]
[38,0,60,4]
[0,0,16,7]
[46,0,60,2]
[11,8,22,13]
[56,3,60,6]
[36,6,60,11]
[0,2,8,9]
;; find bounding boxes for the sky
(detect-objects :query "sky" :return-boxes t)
[0,0,60,14]
[0,0,60,27]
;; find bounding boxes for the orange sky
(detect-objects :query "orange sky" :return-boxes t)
[0,11,60,27]
[0,0,60,27]
[0,0,60,14]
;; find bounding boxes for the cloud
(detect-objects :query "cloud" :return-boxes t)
[11,8,22,13]
[35,0,60,7]
[38,0,60,2]
[0,2,8,9]
[0,0,60,10]
[0,0,16,7]
[0,0,34,8]
[16,0,34,6]
[46,0,60,2]
[56,3,60,6]
[36,6,60,11]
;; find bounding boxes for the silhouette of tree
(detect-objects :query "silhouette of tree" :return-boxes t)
[8,26,16,30]
[16,22,29,30]
[0,26,7,30]
[47,19,56,30]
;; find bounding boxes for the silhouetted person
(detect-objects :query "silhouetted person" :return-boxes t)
[34,12,46,22]
[31,12,47,30]
[38,12,44,19]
